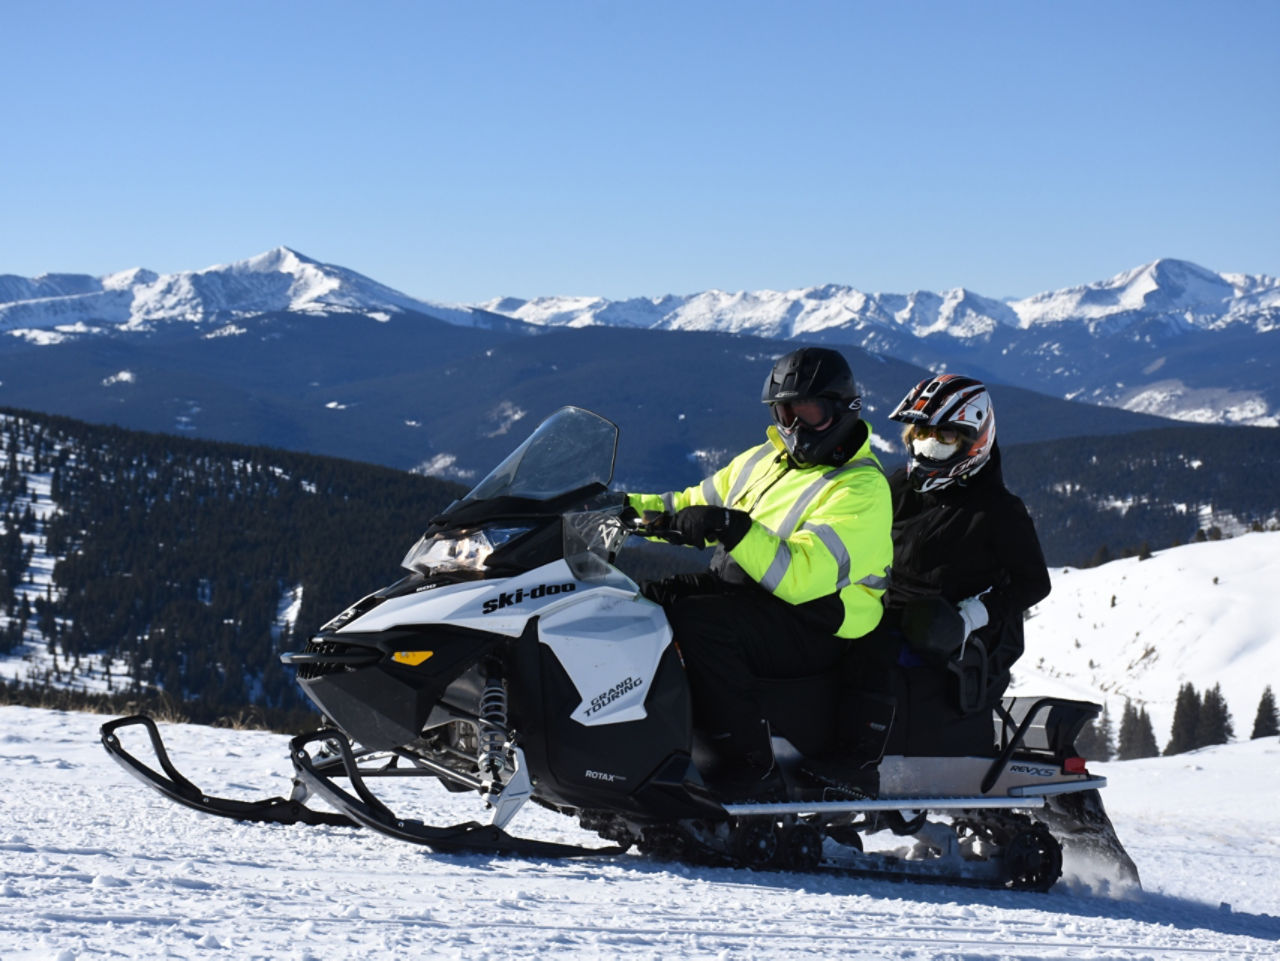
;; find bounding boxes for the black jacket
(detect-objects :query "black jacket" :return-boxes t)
[884,445,1050,682]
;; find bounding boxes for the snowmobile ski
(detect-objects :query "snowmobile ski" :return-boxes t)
[100,714,352,827]
[287,728,626,858]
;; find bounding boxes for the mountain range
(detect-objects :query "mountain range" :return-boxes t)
[0,247,512,335]
[3,248,1277,431]
[491,258,1280,428]
[1,247,1278,501]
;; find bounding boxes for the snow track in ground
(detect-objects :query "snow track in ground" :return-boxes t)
[2,706,1278,959]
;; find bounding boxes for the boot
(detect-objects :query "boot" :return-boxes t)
[800,690,894,800]
[706,720,788,804]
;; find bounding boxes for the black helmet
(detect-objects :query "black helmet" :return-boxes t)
[761,347,863,466]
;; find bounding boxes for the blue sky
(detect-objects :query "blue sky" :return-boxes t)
[2,1,1277,303]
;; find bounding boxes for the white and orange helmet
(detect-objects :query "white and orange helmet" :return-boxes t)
[889,374,996,491]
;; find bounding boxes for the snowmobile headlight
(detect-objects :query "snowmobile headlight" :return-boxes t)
[401,525,534,574]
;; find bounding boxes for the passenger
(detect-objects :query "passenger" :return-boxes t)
[870,374,1051,759]
[626,347,892,802]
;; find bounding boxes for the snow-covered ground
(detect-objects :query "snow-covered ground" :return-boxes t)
[2,705,1277,959]
[1013,531,1280,742]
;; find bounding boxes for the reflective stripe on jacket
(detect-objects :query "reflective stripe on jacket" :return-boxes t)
[629,423,893,639]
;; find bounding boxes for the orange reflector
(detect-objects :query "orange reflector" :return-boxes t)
[392,651,434,666]
[1063,756,1088,774]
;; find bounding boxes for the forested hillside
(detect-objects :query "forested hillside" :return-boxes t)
[1004,424,1280,566]
[0,408,464,724]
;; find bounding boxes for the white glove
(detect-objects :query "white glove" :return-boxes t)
[956,595,989,639]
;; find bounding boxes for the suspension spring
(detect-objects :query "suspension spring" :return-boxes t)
[477,675,509,781]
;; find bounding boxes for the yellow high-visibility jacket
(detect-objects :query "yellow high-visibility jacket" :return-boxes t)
[629,423,893,639]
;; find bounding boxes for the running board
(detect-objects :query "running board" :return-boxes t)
[101,715,353,827]
[724,778,1107,817]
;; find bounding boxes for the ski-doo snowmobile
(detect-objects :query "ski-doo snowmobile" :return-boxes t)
[102,406,1137,892]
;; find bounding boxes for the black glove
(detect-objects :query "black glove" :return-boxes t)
[670,506,751,550]
[899,596,965,667]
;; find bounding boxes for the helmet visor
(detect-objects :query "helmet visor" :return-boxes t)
[771,398,835,432]
[909,424,962,445]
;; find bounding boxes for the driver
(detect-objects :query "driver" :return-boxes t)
[627,347,892,802]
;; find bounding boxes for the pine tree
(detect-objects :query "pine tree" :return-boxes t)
[1116,701,1138,759]
[1116,701,1136,762]
[1252,685,1279,739]
[1075,702,1113,760]
[1164,682,1202,755]
[1135,707,1160,758]
[1116,700,1160,760]
[1196,683,1234,747]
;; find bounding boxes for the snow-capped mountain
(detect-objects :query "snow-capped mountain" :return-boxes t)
[485,258,1279,339]
[2,249,1278,426]
[487,283,1026,339]
[484,259,1280,426]
[0,246,497,338]
[1012,258,1277,329]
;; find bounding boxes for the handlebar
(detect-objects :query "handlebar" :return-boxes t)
[624,509,699,548]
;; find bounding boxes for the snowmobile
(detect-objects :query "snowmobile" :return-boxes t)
[102,406,1137,892]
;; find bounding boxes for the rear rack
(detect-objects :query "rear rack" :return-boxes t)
[982,697,1100,794]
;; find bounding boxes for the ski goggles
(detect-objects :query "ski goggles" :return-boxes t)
[909,424,961,445]
[771,397,835,431]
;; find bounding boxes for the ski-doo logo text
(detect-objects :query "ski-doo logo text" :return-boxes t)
[583,676,644,717]
[481,582,576,615]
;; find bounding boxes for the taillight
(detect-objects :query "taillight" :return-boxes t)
[1063,756,1088,774]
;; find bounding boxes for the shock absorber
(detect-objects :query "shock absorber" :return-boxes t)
[477,674,510,785]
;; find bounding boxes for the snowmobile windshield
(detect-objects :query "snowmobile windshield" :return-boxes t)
[460,406,619,504]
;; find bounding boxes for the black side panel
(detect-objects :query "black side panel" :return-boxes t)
[507,628,714,820]
[294,625,505,751]
[298,668,427,750]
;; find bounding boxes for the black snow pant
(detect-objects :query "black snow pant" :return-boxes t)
[642,573,849,772]
[849,622,999,757]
